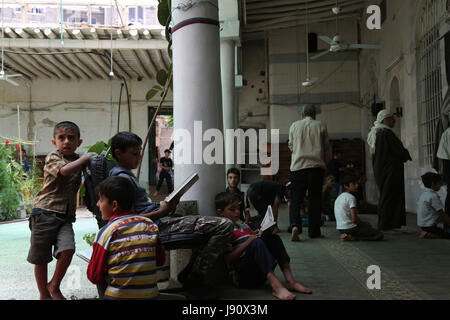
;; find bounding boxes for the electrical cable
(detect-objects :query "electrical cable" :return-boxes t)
[117,82,124,133]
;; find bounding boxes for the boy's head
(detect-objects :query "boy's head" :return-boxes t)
[215,192,241,223]
[421,172,443,191]
[341,174,359,193]
[95,176,135,220]
[111,132,143,170]
[164,149,171,157]
[52,121,82,156]
[226,168,241,189]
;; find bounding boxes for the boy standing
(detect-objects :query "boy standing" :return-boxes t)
[109,132,233,299]
[216,192,312,300]
[417,172,450,239]
[27,121,95,300]
[87,176,162,299]
[334,175,384,241]
[226,168,250,223]
[154,149,174,196]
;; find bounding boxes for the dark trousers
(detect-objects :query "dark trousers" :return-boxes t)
[289,168,324,238]
[156,170,173,193]
[339,223,384,241]
[234,234,290,288]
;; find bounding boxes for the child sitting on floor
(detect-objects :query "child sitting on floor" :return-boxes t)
[87,176,163,300]
[215,192,312,300]
[417,172,450,239]
[334,174,384,241]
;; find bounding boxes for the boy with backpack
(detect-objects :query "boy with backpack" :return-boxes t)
[27,121,96,300]
[87,176,162,299]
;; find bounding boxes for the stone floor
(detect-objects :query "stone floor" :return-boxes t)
[1,203,450,300]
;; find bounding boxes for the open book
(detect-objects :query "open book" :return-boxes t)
[259,205,277,236]
[165,172,199,203]
[76,247,93,263]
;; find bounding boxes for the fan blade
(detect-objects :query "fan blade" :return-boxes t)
[5,78,19,86]
[348,43,382,49]
[5,74,22,78]
[310,50,330,60]
[318,36,336,45]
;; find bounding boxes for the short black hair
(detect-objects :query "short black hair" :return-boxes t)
[95,176,135,211]
[164,149,171,154]
[227,167,241,178]
[215,192,241,211]
[421,172,442,188]
[54,121,81,138]
[111,132,142,160]
[341,174,359,188]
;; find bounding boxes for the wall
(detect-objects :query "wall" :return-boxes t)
[359,0,448,212]
[0,77,172,187]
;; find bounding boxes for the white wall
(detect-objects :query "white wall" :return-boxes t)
[0,78,171,187]
[359,0,448,212]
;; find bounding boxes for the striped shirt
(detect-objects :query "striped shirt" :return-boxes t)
[33,150,81,219]
[87,212,160,300]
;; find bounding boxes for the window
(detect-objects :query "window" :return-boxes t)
[128,6,145,24]
[416,0,446,166]
[30,7,44,15]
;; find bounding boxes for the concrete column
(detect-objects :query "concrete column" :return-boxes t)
[170,0,225,281]
[220,40,237,174]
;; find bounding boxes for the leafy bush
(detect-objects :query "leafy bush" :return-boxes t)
[0,143,43,221]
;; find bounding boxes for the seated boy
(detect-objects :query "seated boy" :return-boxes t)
[334,174,384,241]
[417,172,450,239]
[87,176,162,299]
[27,121,96,300]
[215,192,312,300]
[226,167,250,223]
[108,132,233,299]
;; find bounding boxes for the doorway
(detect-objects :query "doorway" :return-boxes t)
[147,107,173,186]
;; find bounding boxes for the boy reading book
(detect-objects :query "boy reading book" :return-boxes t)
[216,192,312,300]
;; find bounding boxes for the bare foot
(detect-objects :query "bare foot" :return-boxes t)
[286,281,312,295]
[291,227,300,242]
[272,287,296,300]
[39,294,53,300]
[47,282,66,300]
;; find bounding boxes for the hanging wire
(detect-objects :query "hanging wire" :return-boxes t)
[60,0,64,45]
[305,0,309,79]
[109,0,114,77]
[1,0,5,75]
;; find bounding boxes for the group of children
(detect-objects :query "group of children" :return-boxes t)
[27,121,311,301]
[26,120,449,301]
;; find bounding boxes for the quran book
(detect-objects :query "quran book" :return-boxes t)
[165,173,199,203]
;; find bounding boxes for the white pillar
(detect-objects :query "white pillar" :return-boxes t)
[170,0,225,280]
[220,40,236,174]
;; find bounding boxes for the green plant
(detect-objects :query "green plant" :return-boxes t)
[0,144,24,221]
[83,233,96,246]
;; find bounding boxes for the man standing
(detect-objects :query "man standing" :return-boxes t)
[288,105,330,241]
[154,149,174,196]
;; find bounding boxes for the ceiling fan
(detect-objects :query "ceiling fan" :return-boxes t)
[311,0,381,60]
[0,0,23,86]
[302,0,318,87]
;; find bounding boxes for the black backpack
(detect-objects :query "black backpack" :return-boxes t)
[83,155,118,228]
